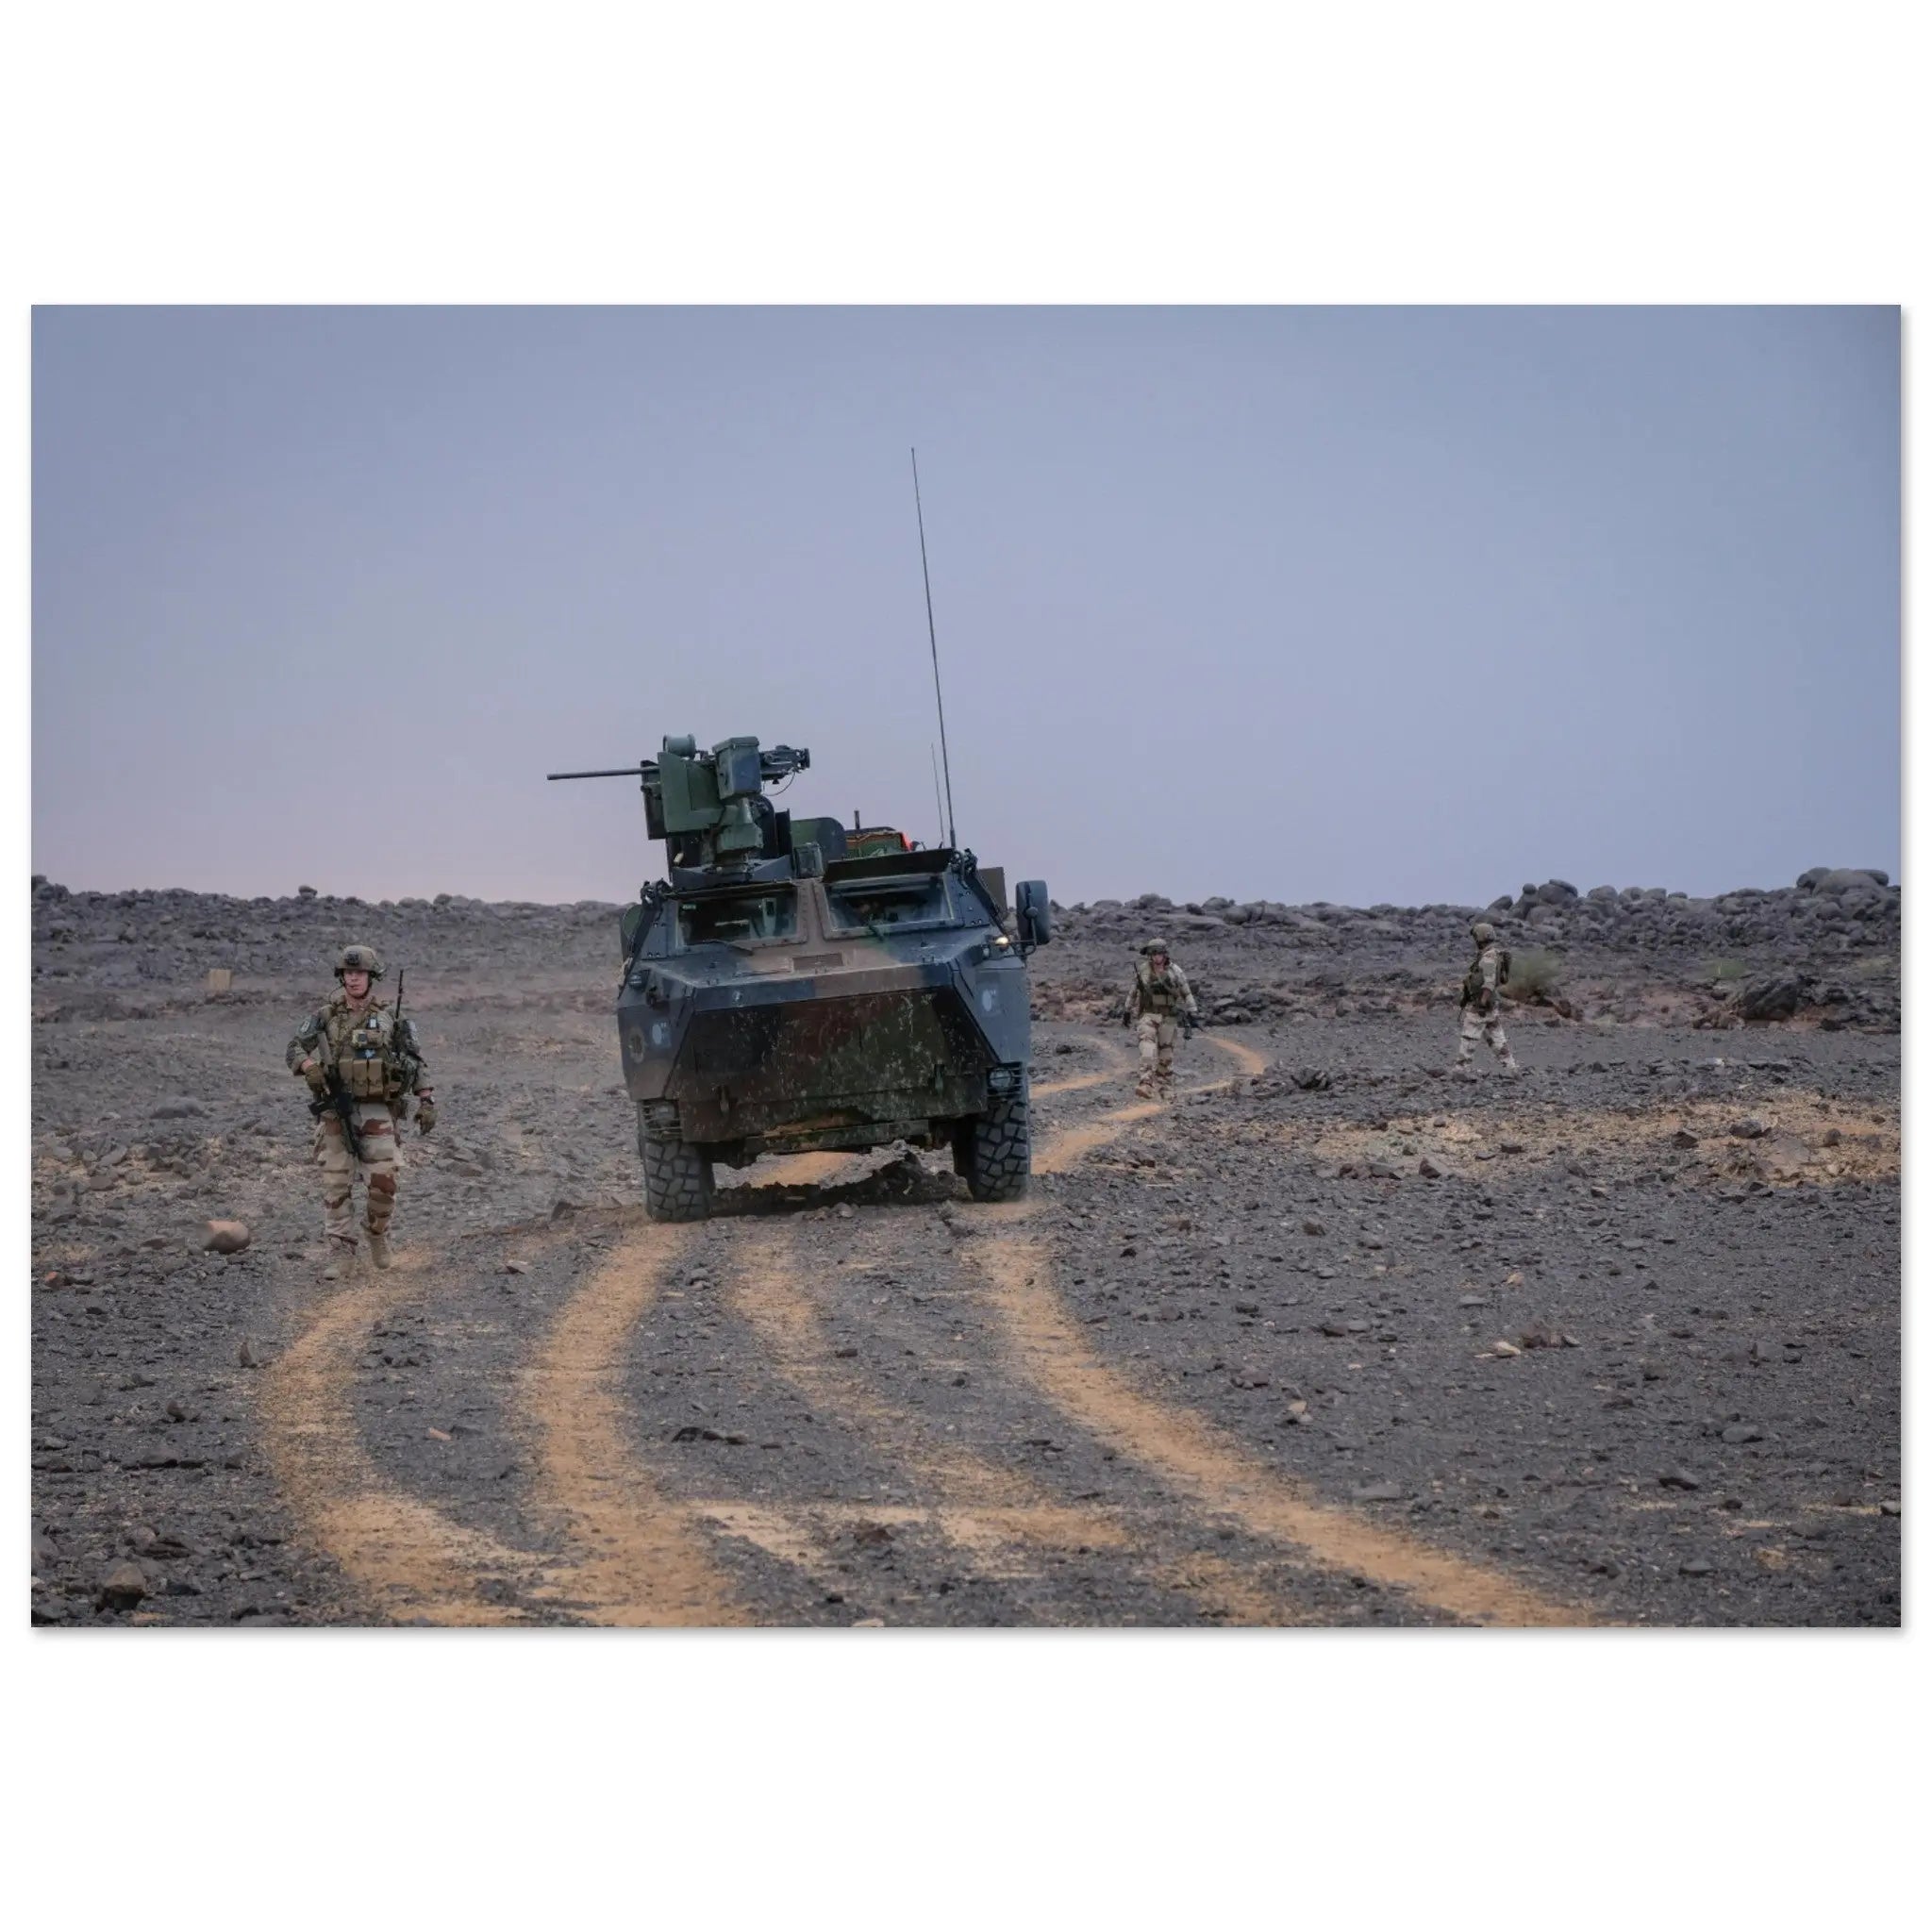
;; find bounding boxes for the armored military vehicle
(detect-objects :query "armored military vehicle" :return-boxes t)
[552,734,1052,1221]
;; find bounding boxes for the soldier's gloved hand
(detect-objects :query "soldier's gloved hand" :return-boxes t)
[1477,991,1496,1015]
[415,1096,437,1135]
[299,1058,328,1092]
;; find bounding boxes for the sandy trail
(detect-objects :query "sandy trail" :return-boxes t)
[972,1043,1591,1627]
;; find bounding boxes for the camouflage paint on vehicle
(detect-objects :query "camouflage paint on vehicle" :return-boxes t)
[552,734,1050,1218]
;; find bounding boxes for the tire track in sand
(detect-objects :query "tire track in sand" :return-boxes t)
[724,1159,1291,1623]
[521,1222,751,1625]
[254,1031,1141,1626]
[974,1033,1591,1627]
[1032,1034,1133,1100]
[259,1249,544,1625]
[1028,1032,1263,1174]
[727,1228,1125,1567]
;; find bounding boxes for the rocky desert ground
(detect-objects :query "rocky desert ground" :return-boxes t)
[28,866,1901,1626]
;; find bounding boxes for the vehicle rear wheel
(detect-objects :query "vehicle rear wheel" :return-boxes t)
[642,1134,713,1222]
[959,1096,1030,1202]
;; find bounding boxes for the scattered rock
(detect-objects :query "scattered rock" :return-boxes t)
[97,1560,148,1610]
[1351,1480,1406,1503]
[1658,1468,1702,1490]
[1517,1321,1575,1350]
[203,1219,251,1254]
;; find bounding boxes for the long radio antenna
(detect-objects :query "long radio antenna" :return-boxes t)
[929,742,946,847]
[911,447,958,850]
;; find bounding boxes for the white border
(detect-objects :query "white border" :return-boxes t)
[7,4,1918,1924]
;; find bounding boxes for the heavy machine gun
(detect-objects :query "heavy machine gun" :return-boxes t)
[550,737,810,874]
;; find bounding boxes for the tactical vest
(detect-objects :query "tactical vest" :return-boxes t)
[1462,946,1510,1005]
[1137,963,1185,1017]
[329,998,400,1100]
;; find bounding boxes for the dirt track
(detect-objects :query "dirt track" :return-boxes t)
[30,962,1901,1627]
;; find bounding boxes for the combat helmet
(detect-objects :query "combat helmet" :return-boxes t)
[335,942,385,980]
[1141,937,1171,958]
[1470,922,1495,946]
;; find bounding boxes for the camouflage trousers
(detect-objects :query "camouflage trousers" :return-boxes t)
[1136,1015,1180,1093]
[1457,1004,1518,1069]
[316,1102,402,1247]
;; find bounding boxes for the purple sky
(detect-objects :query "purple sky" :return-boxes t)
[31,306,1899,908]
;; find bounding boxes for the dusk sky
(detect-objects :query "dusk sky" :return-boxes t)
[30,306,1899,908]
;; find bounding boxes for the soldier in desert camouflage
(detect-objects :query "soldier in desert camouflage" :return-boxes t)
[287,944,435,1276]
[1123,939,1199,1099]
[1456,921,1521,1075]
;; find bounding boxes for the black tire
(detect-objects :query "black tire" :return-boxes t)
[960,1096,1030,1202]
[642,1134,712,1222]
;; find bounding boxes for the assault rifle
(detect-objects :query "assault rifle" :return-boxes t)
[311,1060,364,1162]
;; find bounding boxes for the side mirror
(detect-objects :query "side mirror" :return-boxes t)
[1016,879,1052,948]
[620,902,645,959]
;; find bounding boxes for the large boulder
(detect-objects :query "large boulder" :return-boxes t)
[1737,971,1806,1023]
[1807,868,1890,895]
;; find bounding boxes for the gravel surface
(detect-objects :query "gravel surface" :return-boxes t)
[30,871,1900,1626]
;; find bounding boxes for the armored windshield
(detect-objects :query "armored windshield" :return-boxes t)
[825,874,957,934]
[676,890,797,947]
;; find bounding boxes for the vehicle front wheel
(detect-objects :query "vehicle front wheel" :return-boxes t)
[642,1134,713,1222]
[958,1097,1030,1202]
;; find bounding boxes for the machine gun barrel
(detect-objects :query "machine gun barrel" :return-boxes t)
[548,765,660,781]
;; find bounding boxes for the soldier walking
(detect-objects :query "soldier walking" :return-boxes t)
[1124,939,1200,1099]
[1456,921,1521,1075]
[287,944,435,1276]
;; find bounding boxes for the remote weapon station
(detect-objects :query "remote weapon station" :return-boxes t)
[550,734,1052,1220]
